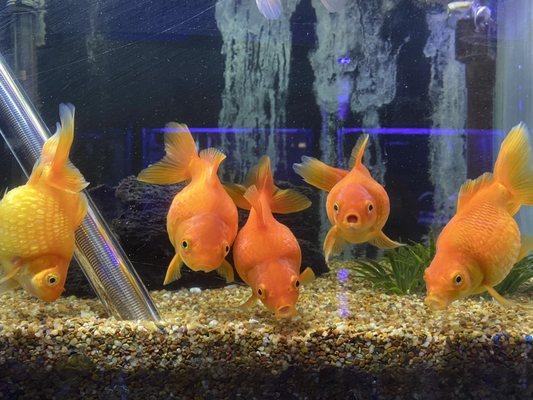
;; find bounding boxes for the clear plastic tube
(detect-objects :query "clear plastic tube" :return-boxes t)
[0,53,160,321]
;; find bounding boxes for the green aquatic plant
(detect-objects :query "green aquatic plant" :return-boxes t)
[348,236,436,295]
[349,238,532,296]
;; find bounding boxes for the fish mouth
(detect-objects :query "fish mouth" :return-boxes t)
[275,305,297,319]
[346,214,359,224]
[424,294,448,311]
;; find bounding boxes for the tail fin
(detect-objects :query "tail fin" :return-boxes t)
[31,103,88,193]
[493,123,533,212]
[137,122,197,184]
[293,156,348,192]
[228,156,311,214]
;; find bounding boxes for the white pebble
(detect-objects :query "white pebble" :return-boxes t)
[189,287,202,294]
[248,318,259,324]
[208,320,218,328]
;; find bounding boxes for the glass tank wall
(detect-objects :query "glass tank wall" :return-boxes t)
[0,1,531,399]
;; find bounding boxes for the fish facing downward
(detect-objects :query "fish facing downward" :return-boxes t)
[256,0,344,20]
[293,134,402,263]
[0,104,88,302]
[137,123,238,285]
[227,156,315,319]
[424,123,533,310]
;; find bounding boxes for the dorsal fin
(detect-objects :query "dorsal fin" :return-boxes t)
[243,156,274,193]
[457,172,494,211]
[349,134,369,169]
[199,147,226,179]
[244,185,265,226]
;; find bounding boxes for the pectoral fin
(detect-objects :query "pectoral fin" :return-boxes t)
[324,225,347,263]
[485,285,515,308]
[240,294,257,309]
[0,258,24,285]
[369,231,403,249]
[0,259,23,295]
[163,253,183,285]
[216,259,235,283]
[0,277,19,295]
[485,285,533,312]
[299,267,315,285]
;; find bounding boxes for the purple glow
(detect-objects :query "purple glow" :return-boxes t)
[337,268,349,283]
[338,56,352,65]
[153,127,312,135]
[337,293,350,318]
[339,127,504,136]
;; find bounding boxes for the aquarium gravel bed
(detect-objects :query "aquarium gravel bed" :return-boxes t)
[0,264,531,400]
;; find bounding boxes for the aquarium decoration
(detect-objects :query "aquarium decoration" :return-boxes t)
[424,10,468,231]
[215,0,298,182]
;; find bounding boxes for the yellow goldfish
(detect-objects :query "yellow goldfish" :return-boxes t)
[137,123,238,285]
[293,134,402,263]
[227,156,315,319]
[424,123,533,310]
[0,104,88,302]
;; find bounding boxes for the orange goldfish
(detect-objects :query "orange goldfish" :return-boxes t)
[137,123,238,285]
[293,134,402,263]
[424,123,533,310]
[227,156,315,319]
[0,104,88,302]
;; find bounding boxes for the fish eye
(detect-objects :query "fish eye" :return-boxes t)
[367,203,374,212]
[181,240,188,249]
[333,203,339,213]
[295,280,300,288]
[46,273,59,287]
[454,274,463,285]
[257,286,266,299]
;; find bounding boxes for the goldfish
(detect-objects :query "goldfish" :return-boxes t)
[424,123,533,310]
[137,123,238,285]
[293,134,402,263]
[0,104,88,302]
[256,0,344,20]
[227,156,315,319]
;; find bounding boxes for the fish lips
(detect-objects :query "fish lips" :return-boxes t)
[424,294,449,311]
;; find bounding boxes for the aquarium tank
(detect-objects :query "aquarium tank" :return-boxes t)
[0,0,531,399]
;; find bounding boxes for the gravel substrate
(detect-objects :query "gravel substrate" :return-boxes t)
[0,263,531,399]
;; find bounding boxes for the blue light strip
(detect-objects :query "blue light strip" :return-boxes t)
[339,127,505,136]
[150,127,312,135]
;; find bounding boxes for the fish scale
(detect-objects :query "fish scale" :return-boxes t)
[0,185,75,260]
